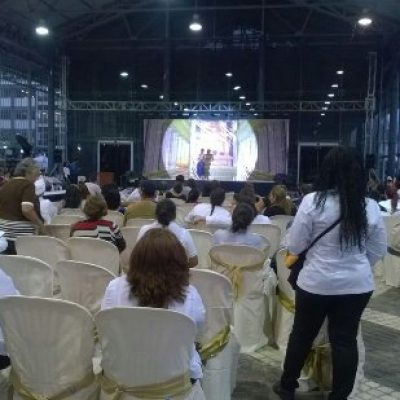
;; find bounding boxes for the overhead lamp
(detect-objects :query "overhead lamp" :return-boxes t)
[184,107,189,112]
[322,107,328,111]
[189,14,202,32]
[119,71,129,78]
[249,108,255,111]
[159,95,164,100]
[328,93,335,98]
[245,102,251,106]
[35,22,49,36]
[321,113,326,116]
[331,83,339,88]
[141,84,148,89]
[233,85,241,91]
[253,113,259,116]
[325,101,331,105]
[358,17,372,27]
[77,145,82,151]
[336,70,344,75]
[239,96,246,100]
[174,102,179,106]
[225,72,233,78]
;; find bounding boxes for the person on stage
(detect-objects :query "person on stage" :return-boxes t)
[203,149,214,180]
[196,149,205,179]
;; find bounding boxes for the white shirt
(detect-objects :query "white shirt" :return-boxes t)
[288,192,387,295]
[101,276,205,379]
[125,188,141,203]
[137,221,197,259]
[85,182,102,197]
[184,203,231,226]
[39,198,58,224]
[253,214,271,224]
[0,269,19,355]
[213,229,266,251]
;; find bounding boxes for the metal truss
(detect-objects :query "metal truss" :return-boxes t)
[66,100,372,113]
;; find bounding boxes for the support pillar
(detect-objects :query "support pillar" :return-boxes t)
[163,4,171,101]
[387,66,399,177]
[257,2,265,104]
[48,63,55,172]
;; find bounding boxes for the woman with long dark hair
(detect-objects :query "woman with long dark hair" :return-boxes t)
[101,228,205,381]
[273,147,387,400]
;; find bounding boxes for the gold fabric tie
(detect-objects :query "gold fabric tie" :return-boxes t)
[209,253,264,299]
[303,344,332,390]
[277,289,295,314]
[198,325,230,362]
[99,372,192,400]
[11,370,97,400]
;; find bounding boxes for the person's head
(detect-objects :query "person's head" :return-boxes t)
[140,180,156,199]
[156,199,176,226]
[13,158,40,183]
[101,184,121,210]
[88,173,98,183]
[187,178,196,189]
[231,203,255,233]
[172,182,183,195]
[268,185,293,215]
[206,149,211,154]
[202,180,220,197]
[210,187,225,215]
[387,176,393,185]
[187,188,200,203]
[200,148,204,153]
[127,229,189,308]
[315,146,367,248]
[64,185,82,208]
[83,195,108,220]
[234,193,258,217]
[299,183,313,196]
[175,175,185,184]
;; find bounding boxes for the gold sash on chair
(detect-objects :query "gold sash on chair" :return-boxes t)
[209,254,264,299]
[198,325,230,362]
[277,289,295,314]
[99,372,192,400]
[11,370,97,400]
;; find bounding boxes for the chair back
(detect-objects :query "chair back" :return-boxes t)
[125,218,154,227]
[175,206,191,227]
[57,260,116,314]
[252,233,271,257]
[276,248,295,302]
[95,308,195,387]
[0,297,97,399]
[45,224,71,242]
[121,227,141,250]
[248,224,281,255]
[0,255,53,297]
[188,229,213,269]
[51,215,83,225]
[383,214,400,242]
[104,211,123,227]
[16,235,69,271]
[269,215,294,241]
[68,237,120,275]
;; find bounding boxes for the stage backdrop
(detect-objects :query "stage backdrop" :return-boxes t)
[143,119,289,181]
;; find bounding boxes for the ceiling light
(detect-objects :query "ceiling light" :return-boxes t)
[141,84,148,89]
[322,107,328,111]
[321,113,326,116]
[325,101,331,105]
[159,95,164,100]
[184,107,189,112]
[336,70,344,75]
[174,102,179,106]
[328,93,335,98]
[253,113,259,116]
[35,23,49,36]
[249,108,255,111]
[233,86,241,91]
[245,102,251,106]
[119,71,129,78]
[239,96,246,100]
[358,17,372,27]
[331,83,339,88]
[225,72,233,78]
[189,14,202,32]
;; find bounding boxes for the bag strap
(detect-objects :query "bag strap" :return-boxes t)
[304,217,342,253]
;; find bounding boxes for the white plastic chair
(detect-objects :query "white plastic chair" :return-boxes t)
[105,211,124,227]
[95,308,205,400]
[125,218,155,227]
[121,227,141,250]
[68,237,120,275]
[188,229,213,269]
[209,244,268,353]
[45,224,71,242]
[190,269,240,400]
[51,215,83,225]
[248,224,281,255]
[0,255,53,298]
[0,296,99,400]
[57,260,116,314]
[269,215,294,241]
[383,249,400,287]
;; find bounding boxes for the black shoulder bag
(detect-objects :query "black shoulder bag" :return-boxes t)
[288,218,341,290]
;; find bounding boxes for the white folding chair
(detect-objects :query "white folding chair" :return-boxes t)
[248,224,281,255]
[104,211,124,227]
[125,218,155,227]
[96,308,205,400]
[188,229,213,269]
[209,244,268,353]
[0,255,53,298]
[121,227,141,249]
[57,260,116,314]
[383,248,400,287]
[269,215,294,241]
[51,215,83,225]
[45,224,71,242]
[0,296,99,400]
[68,237,120,275]
[190,269,240,400]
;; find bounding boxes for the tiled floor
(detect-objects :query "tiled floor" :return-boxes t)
[232,276,400,400]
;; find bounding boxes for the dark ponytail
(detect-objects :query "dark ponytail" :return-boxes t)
[209,188,225,216]
[231,203,255,233]
[156,199,176,227]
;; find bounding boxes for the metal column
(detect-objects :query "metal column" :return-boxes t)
[258,2,266,104]
[387,65,399,177]
[48,63,55,172]
[163,4,171,101]
[364,52,377,160]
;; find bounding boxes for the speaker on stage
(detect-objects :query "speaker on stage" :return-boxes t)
[365,154,375,170]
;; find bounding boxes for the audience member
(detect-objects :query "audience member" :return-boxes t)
[101,184,121,211]
[71,195,126,252]
[0,158,44,254]
[137,199,198,268]
[101,228,205,381]
[165,182,186,201]
[261,185,296,217]
[186,188,200,204]
[60,184,85,215]
[273,146,387,400]
[233,192,271,224]
[85,173,102,197]
[175,175,192,198]
[385,176,396,199]
[201,180,220,197]
[35,175,58,224]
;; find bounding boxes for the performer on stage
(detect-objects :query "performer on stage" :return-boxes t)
[203,149,214,180]
[196,149,205,179]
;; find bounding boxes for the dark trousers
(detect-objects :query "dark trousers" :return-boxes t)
[281,287,372,400]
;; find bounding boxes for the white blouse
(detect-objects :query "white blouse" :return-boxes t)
[101,276,205,379]
[184,203,231,226]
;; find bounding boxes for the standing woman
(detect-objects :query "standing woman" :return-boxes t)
[0,158,44,254]
[273,147,387,400]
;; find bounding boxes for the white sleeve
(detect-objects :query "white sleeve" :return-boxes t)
[186,286,206,332]
[205,214,231,226]
[366,201,387,266]
[136,226,147,243]
[183,230,197,258]
[184,206,197,223]
[101,279,117,310]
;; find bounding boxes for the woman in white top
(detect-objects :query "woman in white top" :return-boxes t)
[138,199,198,268]
[102,228,205,380]
[213,202,266,251]
[273,147,387,400]
[184,187,231,226]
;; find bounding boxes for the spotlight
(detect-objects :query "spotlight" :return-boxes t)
[174,102,179,106]
[159,95,164,100]
[253,113,259,116]
[321,113,326,116]
[328,93,335,98]
[358,17,372,27]
[239,96,246,100]
[119,71,129,78]
[336,70,344,75]
[225,72,233,78]
[245,102,251,106]
[325,101,331,105]
[20,149,24,154]
[141,84,148,89]
[331,83,339,88]
[233,86,241,91]
[77,145,82,151]
[189,14,202,32]
[322,107,328,111]
[35,23,49,36]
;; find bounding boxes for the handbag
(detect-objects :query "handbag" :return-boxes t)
[287,218,341,290]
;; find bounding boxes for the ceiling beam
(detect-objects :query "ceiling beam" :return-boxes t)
[36,0,71,21]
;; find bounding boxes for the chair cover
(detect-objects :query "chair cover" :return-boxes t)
[269,216,294,242]
[51,215,83,225]
[0,296,98,400]
[125,219,154,227]
[57,260,116,314]
[0,368,10,400]
[190,269,240,400]
[121,227,141,250]
[68,237,120,275]
[383,250,400,287]
[45,224,71,242]
[95,308,205,400]
[248,224,281,255]
[0,255,52,298]
[104,211,124,228]
[209,244,268,353]
[188,230,213,269]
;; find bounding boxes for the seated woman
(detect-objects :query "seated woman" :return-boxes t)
[101,228,205,381]
[70,195,126,253]
[184,187,231,226]
[166,183,187,202]
[213,202,266,251]
[60,184,85,215]
[186,188,200,204]
[233,192,271,224]
[138,199,198,268]
[261,185,296,217]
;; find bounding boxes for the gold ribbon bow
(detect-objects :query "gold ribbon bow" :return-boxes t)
[11,370,96,400]
[303,344,332,390]
[99,372,192,400]
[198,325,230,362]
[277,288,295,314]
